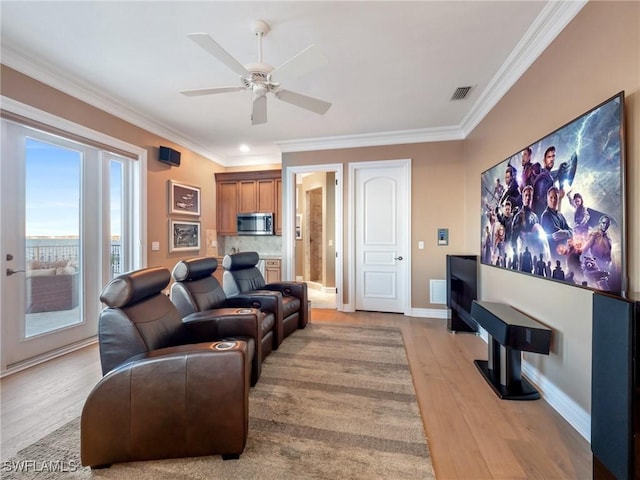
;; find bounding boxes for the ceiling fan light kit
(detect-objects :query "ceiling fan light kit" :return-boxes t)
[180,19,331,125]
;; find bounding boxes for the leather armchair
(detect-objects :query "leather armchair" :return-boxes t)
[222,252,309,342]
[171,257,280,363]
[81,267,252,468]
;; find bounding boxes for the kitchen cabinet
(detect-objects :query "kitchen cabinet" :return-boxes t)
[238,178,276,213]
[265,258,281,283]
[238,180,257,213]
[216,181,238,235]
[215,170,282,235]
[257,179,276,213]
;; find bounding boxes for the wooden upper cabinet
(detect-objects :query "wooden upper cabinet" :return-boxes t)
[238,180,257,213]
[257,179,275,213]
[216,181,238,235]
[215,170,282,235]
[238,178,276,213]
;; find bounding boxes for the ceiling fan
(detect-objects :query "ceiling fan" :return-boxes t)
[180,20,332,125]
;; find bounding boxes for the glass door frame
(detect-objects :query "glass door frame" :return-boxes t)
[0,98,147,373]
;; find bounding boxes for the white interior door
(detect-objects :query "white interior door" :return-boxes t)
[352,160,410,313]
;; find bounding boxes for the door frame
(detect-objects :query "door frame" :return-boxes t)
[348,159,411,314]
[283,164,343,310]
[0,97,147,374]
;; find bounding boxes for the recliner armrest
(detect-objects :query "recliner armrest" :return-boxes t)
[182,309,262,384]
[222,292,284,346]
[262,282,308,328]
[263,282,306,299]
[182,309,261,342]
[220,292,282,316]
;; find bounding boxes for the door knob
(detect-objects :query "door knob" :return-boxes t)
[6,268,25,276]
[394,256,403,261]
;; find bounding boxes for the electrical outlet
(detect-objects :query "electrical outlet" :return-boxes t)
[418,241,425,250]
[151,241,160,251]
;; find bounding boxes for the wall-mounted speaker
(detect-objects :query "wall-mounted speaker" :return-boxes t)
[158,146,181,167]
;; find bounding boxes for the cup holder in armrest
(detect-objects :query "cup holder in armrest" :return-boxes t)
[214,341,237,351]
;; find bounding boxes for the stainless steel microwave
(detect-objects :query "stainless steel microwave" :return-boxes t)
[237,212,274,235]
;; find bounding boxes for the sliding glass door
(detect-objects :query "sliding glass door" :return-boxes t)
[1,119,140,369]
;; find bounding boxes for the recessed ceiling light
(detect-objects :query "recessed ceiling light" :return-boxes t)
[239,144,250,153]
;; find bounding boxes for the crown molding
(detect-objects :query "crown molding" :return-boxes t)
[0,43,228,165]
[1,0,586,163]
[276,125,465,153]
[460,0,588,136]
[276,0,586,154]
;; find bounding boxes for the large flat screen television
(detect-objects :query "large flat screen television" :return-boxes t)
[446,255,478,332]
[480,91,626,294]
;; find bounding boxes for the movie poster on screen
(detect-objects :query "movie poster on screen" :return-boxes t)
[480,92,625,293]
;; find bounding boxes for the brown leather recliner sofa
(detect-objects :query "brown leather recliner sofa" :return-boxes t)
[171,256,280,366]
[81,266,258,468]
[223,252,309,342]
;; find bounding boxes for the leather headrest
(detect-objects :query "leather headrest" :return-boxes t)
[172,257,217,282]
[100,267,170,308]
[223,252,259,271]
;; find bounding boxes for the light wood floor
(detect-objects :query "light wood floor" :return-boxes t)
[0,310,592,479]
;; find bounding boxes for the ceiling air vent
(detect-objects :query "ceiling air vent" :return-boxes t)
[450,86,473,101]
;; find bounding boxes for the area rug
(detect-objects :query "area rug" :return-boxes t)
[3,323,435,479]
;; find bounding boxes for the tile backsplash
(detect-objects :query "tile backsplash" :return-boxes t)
[218,235,283,257]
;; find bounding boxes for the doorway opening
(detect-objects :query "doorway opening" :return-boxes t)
[284,164,343,311]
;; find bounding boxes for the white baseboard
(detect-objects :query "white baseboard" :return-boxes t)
[409,307,449,319]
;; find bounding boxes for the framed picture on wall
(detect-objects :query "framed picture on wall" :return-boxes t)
[169,220,200,252]
[169,180,200,216]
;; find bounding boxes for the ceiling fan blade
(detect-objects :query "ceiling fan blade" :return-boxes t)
[269,44,328,83]
[180,86,246,97]
[187,33,250,77]
[275,89,332,115]
[252,95,267,125]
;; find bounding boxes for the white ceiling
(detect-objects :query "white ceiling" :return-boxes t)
[0,1,585,167]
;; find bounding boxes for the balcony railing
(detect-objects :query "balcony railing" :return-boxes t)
[26,243,122,276]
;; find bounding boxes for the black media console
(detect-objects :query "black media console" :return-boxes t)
[470,301,552,400]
